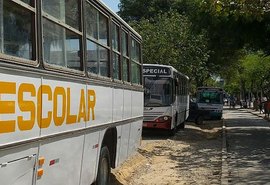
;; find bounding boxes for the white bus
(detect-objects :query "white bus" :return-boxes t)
[0,1,143,185]
[143,64,189,135]
[196,87,224,119]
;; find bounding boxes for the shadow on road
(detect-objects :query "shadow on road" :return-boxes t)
[224,109,270,184]
[110,174,124,185]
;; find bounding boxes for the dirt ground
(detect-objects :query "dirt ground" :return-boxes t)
[111,120,223,185]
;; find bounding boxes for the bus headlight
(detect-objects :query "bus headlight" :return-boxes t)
[155,116,172,123]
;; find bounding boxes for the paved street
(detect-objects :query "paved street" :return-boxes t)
[223,107,270,184]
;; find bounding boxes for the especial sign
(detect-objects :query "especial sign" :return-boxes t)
[143,66,171,75]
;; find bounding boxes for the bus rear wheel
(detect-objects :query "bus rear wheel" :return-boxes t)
[95,146,111,185]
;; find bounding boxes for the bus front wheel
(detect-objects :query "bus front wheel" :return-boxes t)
[179,112,186,129]
[95,146,111,185]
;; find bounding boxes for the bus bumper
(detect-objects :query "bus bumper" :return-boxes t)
[209,111,222,119]
[143,121,171,130]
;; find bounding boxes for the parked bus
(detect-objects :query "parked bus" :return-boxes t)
[0,1,143,185]
[143,64,189,135]
[196,87,224,119]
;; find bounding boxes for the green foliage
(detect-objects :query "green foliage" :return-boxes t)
[241,52,270,98]
[118,0,270,91]
[223,50,270,98]
[129,11,210,86]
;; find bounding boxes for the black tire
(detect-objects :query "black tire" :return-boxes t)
[179,112,186,129]
[217,116,222,120]
[179,121,185,129]
[169,114,178,136]
[95,146,111,185]
[195,115,204,125]
[169,126,177,136]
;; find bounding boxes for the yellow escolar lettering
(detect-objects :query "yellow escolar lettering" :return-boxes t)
[53,87,66,126]
[37,85,52,129]
[87,90,96,121]
[78,89,86,122]
[0,81,96,134]
[66,88,77,124]
[18,83,36,131]
[0,82,16,133]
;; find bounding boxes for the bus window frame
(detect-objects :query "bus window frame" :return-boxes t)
[121,28,131,84]
[85,1,111,79]
[111,19,121,82]
[0,0,38,67]
[130,35,142,85]
[41,1,84,76]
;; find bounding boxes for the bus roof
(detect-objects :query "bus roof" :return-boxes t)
[96,0,142,40]
[143,64,189,80]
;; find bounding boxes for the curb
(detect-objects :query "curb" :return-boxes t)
[244,109,269,120]
[221,118,229,185]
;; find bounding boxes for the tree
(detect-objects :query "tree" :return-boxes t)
[129,11,210,87]
[118,0,270,89]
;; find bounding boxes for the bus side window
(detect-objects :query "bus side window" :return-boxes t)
[0,1,35,61]
[85,3,109,77]
[121,30,129,82]
[42,0,83,71]
[131,38,141,84]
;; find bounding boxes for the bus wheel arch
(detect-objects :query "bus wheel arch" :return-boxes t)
[101,127,117,168]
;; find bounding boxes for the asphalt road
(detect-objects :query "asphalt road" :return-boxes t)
[223,108,270,184]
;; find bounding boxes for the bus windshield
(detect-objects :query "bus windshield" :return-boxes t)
[144,77,172,107]
[198,91,223,104]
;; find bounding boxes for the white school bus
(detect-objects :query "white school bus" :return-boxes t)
[143,64,189,135]
[0,1,143,185]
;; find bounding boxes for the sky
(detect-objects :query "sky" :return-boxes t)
[100,0,120,12]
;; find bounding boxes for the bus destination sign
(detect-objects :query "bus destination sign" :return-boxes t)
[143,66,171,75]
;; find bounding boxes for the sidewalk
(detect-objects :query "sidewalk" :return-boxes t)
[244,108,270,120]
[224,105,269,120]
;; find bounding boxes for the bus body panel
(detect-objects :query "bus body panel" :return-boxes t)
[0,154,36,185]
[117,123,131,165]
[79,131,100,185]
[88,85,113,126]
[39,79,86,137]
[0,143,38,185]
[123,90,132,119]
[0,72,41,147]
[128,120,142,156]
[196,103,223,118]
[113,88,124,122]
[132,91,144,117]
[37,134,84,185]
